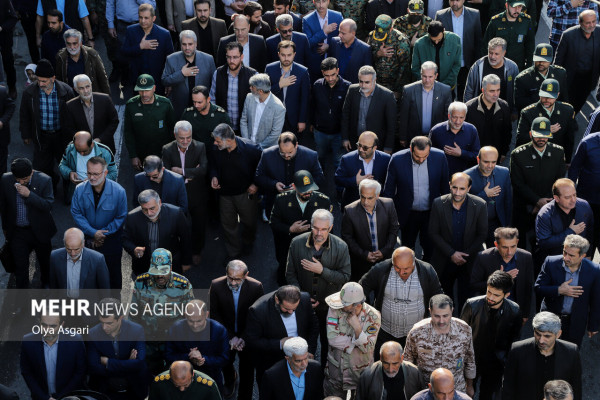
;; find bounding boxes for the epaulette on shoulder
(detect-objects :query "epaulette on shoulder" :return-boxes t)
[513,144,527,153]
[194,372,215,387]
[154,372,171,382]
[317,193,329,199]
[491,13,501,19]
[136,273,150,281]
[548,142,564,150]
[551,65,566,71]
[522,13,531,18]
[184,106,195,112]
[559,101,574,109]
[215,105,226,113]
[172,272,190,287]
[523,103,536,111]
[126,96,139,104]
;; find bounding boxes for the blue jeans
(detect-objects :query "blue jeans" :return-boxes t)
[314,129,342,170]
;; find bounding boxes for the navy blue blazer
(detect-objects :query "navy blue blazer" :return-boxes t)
[335,150,391,208]
[302,9,343,79]
[535,256,600,342]
[265,61,311,128]
[255,144,324,196]
[383,148,450,227]
[133,168,188,211]
[49,247,110,290]
[464,165,512,226]
[568,132,600,205]
[266,31,311,66]
[21,333,86,400]
[263,10,303,33]
[328,37,373,84]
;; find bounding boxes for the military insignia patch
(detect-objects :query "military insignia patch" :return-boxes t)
[540,121,546,129]
[303,176,310,185]
[547,83,553,91]
[327,317,339,326]
[541,47,547,56]
[366,325,378,334]
[456,357,463,371]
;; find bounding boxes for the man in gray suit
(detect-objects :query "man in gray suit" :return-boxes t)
[161,30,216,117]
[399,61,452,147]
[49,227,110,294]
[240,73,286,150]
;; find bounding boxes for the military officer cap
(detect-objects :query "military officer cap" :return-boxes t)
[539,78,559,99]
[293,170,319,193]
[148,248,172,275]
[408,0,424,13]
[508,0,526,6]
[533,43,553,63]
[135,74,155,91]
[373,15,393,41]
[326,282,366,309]
[530,117,553,138]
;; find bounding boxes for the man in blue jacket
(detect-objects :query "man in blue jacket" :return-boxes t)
[328,19,372,84]
[133,155,188,211]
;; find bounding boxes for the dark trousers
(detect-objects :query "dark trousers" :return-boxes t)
[0,31,16,89]
[219,193,258,257]
[590,203,600,258]
[19,11,40,64]
[316,306,329,370]
[569,71,595,114]
[486,217,501,248]
[272,230,292,286]
[0,142,7,175]
[559,313,582,347]
[115,20,135,84]
[33,131,65,189]
[374,329,406,362]
[10,227,52,288]
[513,205,535,251]
[223,347,255,400]
[189,203,207,256]
[456,67,469,102]
[441,261,471,313]
[476,364,503,400]
[401,210,431,261]
[86,235,123,290]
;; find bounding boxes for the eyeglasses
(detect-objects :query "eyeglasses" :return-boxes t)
[87,171,103,177]
[279,28,293,34]
[356,143,374,150]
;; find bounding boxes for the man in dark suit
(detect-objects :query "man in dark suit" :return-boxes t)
[383,136,449,261]
[162,121,208,263]
[471,227,534,321]
[217,15,267,72]
[133,155,188,211]
[502,311,582,400]
[49,227,110,293]
[342,179,399,281]
[210,260,264,400]
[341,66,397,152]
[535,234,600,347]
[429,172,488,310]
[235,2,273,40]
[181,0,228,60]
[123,189,192,276]
[20,314,86,400]
[263,0,302,32]
[260,336,324,400]
[245,285,320,388]
[266,14,311,65]
[329,19,372,84]
[0,158,57,288]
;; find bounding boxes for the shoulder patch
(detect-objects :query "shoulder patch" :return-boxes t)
[366,324,378,334]
[136,273,150,281]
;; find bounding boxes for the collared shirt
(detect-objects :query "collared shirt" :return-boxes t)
[363,202,379,251]
[338,39,356,77]
[547,1,599,47]
[358,90,373,135]
[451,200,467,252]
[296,194,309,213]
[242,41,250,67]
[81,97,95,135]
[66,251,82,298]
[359,151,376,175]
[148,219,159,254]
[382,267,425,338]
[16,181,30,227]
[37,0,89,18]
[427,0,443,19]
[105,0,156,28]
[43,338,59,396]
[178,146,187,178]
[422,87,434,134]
[543,104,555,119]
[76,151,95,181]
[561,262,581,314]
[286,360,306,400]
[281,311,298,338]
[184,0,194,16]
[210,69,241,130]
[451,9,465,67]
[412,158,430,211]
[39,84,60,131]
[534,145,546,157]
[67,53,86,91]
[230,281,242,332]
[280,64,292,101]
[318,12,328,44]
[252,93,271,142]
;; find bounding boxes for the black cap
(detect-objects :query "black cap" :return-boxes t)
[35,59,55,78]
[11,158,33,178]
[293,170,319,193]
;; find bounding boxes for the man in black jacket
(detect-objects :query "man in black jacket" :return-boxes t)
[461,271,522,400]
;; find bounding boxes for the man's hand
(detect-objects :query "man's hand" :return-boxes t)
[443,142,462,157]
[131,157,142,170]
[290,220,310,233]
[94,230,109,242]
[569,219,586,235]
[189,347,202,360]
[36,35,42,47]
[356,169,374,185]
[571,0,584,7]
[588,331,598,338]
[550,123,561,134]
[275,182,288,192]
[231,1,246,12]
[346,313,363,338]
[377,43,394,58]
[69,171,84,184]
[483,182,501,198]
[500,265,519,279]
[323,22,338,34]
[129,349,138,359]
[279,74,297,88]
[247,184,258,195]
[372,250,383,261]
[280,336,292,348]
[108,28,117,38]
[558,278,584,297]
[182,63,200,77]
[301,257,324,274]
[311,298,320,308]
[100,356,108,366]
[317,42,329,55]
[182,264,191,272]
[140,34,159,50]
[399,140,408,148]
[171,166,184,175]
[298,122,306,133]
[410,32,419,47]
[134,246,146,258]
[534,197,552,212]
[211,177,221,190]
[23,138,31,145]
[465,382,475,398]
[343,140,352,151]
[15,183,31,198]
[367,251,383,263]
[168,24,176,32]
[450,251,469,265]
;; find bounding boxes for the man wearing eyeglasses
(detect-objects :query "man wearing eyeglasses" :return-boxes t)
[133,155,188,211]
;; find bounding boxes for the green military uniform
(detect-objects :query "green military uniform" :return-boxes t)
[180,104,231,148]
[291,0,315,15]
[482,11,535,71]
[488,0,537,27]
[332,0,370,39]
[149,369,222,400]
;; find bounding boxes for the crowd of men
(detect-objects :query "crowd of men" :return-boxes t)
[1,0,600,398]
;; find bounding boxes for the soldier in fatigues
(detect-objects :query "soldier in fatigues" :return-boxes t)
[132,249,195,374]
[180,100,231,148]
[124,74,176,171]
[514,43,568,113]
[332,0,370,39]
[482,1,535,71]
[393,0,431,50]
[324,282,381,398]
[516,79,577,162]
[291,0,315,15]
[149,361,222,400]
[367,14,411,95]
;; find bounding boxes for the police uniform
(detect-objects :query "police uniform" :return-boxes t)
[149,370,221,400]
[180,103,231,148]
[332,0,370,39]
[482,11,535,70]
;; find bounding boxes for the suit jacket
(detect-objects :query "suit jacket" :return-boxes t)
[49,247,110,290]
[217,33,267,72]
[181,17,228,59]
[328,37,373,84]
[383,147,450,227]
[245,291,320,373]
[399,81,452,142]
[133,168,188,211]
[302,9,343,78]
[502,338,581,400]
[263,10,303,33]
[162,139,208,203]
[434,7,482,68]
[64,93,119,153]
[470,247,534,317]
[341,84,397,151]
[428,193,488,275]
[209,275,265,338]
[266,31,311,66]
[240,92,286,149]
[161,50,216,117]
[228,19,273,40]
[0,171,57,243]
[122,203,192,276]
[20,333,86,400]
[464,165,512,226]
[260,359,324,400]
[265,61,311,128]
[335,150,391,208]
[535,256,600,342]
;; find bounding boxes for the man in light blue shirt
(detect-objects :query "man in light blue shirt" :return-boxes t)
[36,0,94,46]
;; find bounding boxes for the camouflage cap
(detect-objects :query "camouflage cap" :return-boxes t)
[373,14,393,41]
[293,170,319,193]
[408,0,425,13]
[533,43,553,62]
[539,78,559,99]
[325,282,365,309]
[531,117,553,138]
[134,74,155,91]
[148,248,172,275]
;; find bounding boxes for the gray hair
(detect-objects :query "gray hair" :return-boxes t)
[143,155,163,173]
[563,234,590,256]
[532,311,562,334]
[275,14,293,29]
[174,120,193,135]
[358,65,376,80]
[482,74,501,89]
[179,29,197,43]
[429,294,453,310]
[73,74,91,88]
[63,29,82,43]
[138,189,161,205]
[544,380,573,400]
[63,227,85,245]
[340,18,357,32]
[448,101,467,115]
[488,37,507,52]
[212,123,236,140]
[226,259,249,274]
[380,341,403,357]
[249,73,271,93]
[311,209,334,227]
[421,61,438,74]
[283,337,309,357]
[359,179,381,196]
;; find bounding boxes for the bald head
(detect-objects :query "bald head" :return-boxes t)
[478,146,499,176]
[430,368,455,398]
[74,131,93,155]
[479,146,499,159]
[170,361,193,391]
[64,227,85,261]
[392,247,416,281]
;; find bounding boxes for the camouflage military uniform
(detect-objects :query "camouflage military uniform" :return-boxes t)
[393,15,432,46]
[324,303,381,395]
[332,0,370,39]
[368,28,411,93]
[149,369,221,400]
[403,317,476,392]
[291,0,315,15]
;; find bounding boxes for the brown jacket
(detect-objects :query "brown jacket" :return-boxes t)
[55,45,110,95]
